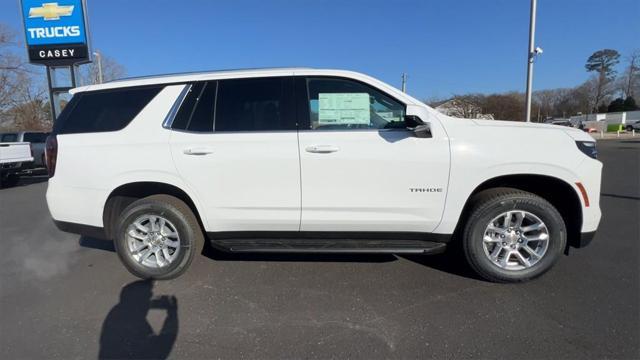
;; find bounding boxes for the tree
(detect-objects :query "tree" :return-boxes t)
[585,49,621,111]
[621,50,640,98]
[78,52,126,85]
[482,92,525,121]
[0,23,50,131]
[623,96,638,111]
[607,97,626,113]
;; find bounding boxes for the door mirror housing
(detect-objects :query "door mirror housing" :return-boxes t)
[404,115,432,138]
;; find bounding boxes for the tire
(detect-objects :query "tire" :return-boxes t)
[627,125,633,131]
[462,188,566,283]
[114,194,204,280]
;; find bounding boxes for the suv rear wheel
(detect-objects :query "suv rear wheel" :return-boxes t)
[114,194,204,280]
[462,188,566,283]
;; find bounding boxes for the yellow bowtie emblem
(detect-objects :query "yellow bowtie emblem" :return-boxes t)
[29,2,74,21]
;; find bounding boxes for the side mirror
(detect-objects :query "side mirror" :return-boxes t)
[404,115,432,138]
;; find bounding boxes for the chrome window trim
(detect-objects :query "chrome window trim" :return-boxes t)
[162,84,192,129]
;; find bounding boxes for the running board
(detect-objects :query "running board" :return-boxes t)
[210,238,447,254]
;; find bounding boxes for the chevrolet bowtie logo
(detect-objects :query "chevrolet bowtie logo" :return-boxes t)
[29,2,74,21]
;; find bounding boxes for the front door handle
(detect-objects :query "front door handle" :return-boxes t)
[183,147,213,155]
[305,145,340,154]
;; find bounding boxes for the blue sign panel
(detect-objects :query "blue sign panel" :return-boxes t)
[21,0,90,65]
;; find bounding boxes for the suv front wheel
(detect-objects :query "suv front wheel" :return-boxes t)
[114,194,204,280]
[462,188,567,283]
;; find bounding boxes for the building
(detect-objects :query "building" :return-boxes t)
[570,110,640,126]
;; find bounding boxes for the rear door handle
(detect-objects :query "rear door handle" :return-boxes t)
[183,147,213,155]
[305,145,340,154]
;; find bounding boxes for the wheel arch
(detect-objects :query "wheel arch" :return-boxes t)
[453,174,583,252]
[103,181,206,240]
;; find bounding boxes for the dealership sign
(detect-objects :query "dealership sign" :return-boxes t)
[21,0,91,65]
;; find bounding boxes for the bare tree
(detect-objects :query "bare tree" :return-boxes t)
[4,73,51,130]
[621,49,639,99]
[585,49,621,111]
[78,52,126,85]
[0,24,49,131]
[1,24,29,113]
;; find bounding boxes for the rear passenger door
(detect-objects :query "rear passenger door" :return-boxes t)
[169,77,301,233]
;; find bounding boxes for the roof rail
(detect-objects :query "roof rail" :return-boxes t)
[107,67,314,83]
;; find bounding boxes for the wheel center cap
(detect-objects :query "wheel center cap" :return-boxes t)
[151,234,164,245]
[506,231,519,244]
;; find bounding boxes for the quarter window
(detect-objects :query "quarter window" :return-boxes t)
[214,77,295,132]
[53,86,163,134]
[304,77,405,130]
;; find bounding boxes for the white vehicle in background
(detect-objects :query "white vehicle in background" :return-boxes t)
[1,131,49,170]
[0,140,33,187]
[45,68,602,282]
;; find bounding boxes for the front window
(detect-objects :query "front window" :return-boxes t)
[304,77,405,130]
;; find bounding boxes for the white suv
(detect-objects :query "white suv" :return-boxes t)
[45,68,602,282]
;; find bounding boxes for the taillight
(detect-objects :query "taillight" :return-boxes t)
[45,135,58,177]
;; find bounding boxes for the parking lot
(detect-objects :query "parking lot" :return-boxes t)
[0,139,638,359]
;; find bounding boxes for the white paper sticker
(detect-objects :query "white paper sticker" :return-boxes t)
[318,93,370,125]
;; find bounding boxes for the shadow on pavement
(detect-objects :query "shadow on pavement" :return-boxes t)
[601,193,640,201]
[99,280,178,360]
[79,236,115,252]
[0,174,48,189]
[400,250,484,281]
[79,236,480,279]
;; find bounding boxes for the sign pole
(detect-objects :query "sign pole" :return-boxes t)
[45,66,56,122]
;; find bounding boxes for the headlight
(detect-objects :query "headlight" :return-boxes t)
[576,141,597,159]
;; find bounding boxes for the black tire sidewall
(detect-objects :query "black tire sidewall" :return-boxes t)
[465,195,566,282]
[114,200,198,279]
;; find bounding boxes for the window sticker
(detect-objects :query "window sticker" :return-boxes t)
[376,111,401,123]
[318,93,370,125]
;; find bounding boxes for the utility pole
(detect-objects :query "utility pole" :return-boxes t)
[401,73,407,93]
[93,50,103,84]
[524,0,537,122]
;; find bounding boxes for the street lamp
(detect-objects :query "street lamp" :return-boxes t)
[93,50,103,84]
[524,0,542,122]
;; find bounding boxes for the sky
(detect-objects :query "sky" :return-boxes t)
[2,0,639,99]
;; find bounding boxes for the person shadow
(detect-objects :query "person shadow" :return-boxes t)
[99,280,178,360]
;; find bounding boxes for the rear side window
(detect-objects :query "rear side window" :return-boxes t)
[23,133,49,143]
[54,86,163,134]
[214,77,295,132]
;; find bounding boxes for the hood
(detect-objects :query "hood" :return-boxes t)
[471,118,594,142]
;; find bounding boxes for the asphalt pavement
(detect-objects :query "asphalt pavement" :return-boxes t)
[1,139,638,359]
